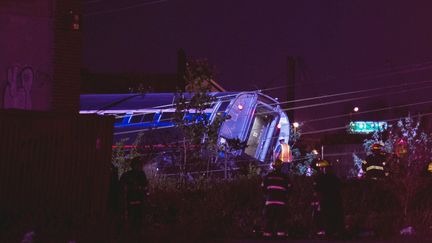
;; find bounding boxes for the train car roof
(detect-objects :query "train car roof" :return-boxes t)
[80,92,239,111]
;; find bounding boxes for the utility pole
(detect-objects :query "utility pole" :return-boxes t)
[177,48,186,92]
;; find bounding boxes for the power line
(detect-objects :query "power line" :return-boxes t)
[123,77,432,113]
[282,84,432,111]
[96,76,432,139]
[277,79,432,105]
[115,105,432,145]
[303,99,432,124]
[252,83,432,117]
[111,83,432,135]
[258,61,432,94]
[99,78,432,118]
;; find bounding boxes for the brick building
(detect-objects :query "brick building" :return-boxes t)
[0,0,114,231]
[0,0,82,111]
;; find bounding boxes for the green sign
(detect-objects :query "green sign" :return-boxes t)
[348,121,388,134]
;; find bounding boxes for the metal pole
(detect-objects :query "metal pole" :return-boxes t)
[321,145,324,159]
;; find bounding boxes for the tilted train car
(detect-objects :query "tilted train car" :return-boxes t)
[80,91,290,164]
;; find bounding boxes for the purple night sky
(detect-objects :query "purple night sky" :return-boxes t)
[83,0,432,131]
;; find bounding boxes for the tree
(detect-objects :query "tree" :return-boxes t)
[174,58,226,178]
[357,115,432,226]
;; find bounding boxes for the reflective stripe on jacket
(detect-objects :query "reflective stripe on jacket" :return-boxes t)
[279,144,292,163]
[263,170,291,206]
[366,165,384,171]
[265,200,286,206]
[267,185,287,191]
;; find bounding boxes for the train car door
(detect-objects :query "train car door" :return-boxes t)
[244,104,279,161]
[219,93,257,142]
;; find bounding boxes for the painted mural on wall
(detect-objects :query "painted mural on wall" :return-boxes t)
[3,65,33,110]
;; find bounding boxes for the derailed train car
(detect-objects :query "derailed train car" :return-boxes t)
[80,91,290,168]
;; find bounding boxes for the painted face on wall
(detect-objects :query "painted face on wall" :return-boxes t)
[21,67,33,92]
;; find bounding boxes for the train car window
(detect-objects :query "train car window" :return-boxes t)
[130,114,144,123]
[160,112,176,122]
[183,113,209,122]
[113,113,126,124]
[216,101,231,116]
[219,93,256,140]
[183,113,193,122]
[218,101,230,112]
[142,113,155,123]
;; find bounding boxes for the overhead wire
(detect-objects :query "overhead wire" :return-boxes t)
[278,79,432,105]
[97,77,432,121]
[303,99,432,124]
[114,98,432,148]
[101,61,432,175]
[110,82,432,136]
[257,61,432,94]
[281,84,432,111]
[86,61,432,115]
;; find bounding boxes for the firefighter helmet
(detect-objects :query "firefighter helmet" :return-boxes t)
[371,143,383,153]
[315,159,330,168]
[428,162,432,173]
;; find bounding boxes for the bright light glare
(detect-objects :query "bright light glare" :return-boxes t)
[353,107,359,112]
[237,104,244,110]
[293,122,299,128]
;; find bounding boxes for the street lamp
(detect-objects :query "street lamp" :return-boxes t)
[350,107,359,121]
[292,122,299,134]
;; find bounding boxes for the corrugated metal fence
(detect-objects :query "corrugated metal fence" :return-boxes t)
[0,110,113,219]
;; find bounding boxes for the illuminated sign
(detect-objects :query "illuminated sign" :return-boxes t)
[348,121,388,134]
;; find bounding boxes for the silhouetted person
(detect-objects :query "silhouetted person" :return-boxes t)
[262,160,291,238]
[120,157,149,234]
[313,159,344,239]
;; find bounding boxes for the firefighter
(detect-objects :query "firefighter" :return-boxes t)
[273,137,293,175]
[120,157,149,233]
[261,159,292,238]
[313,159,344,239]
[362,143,388,180]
